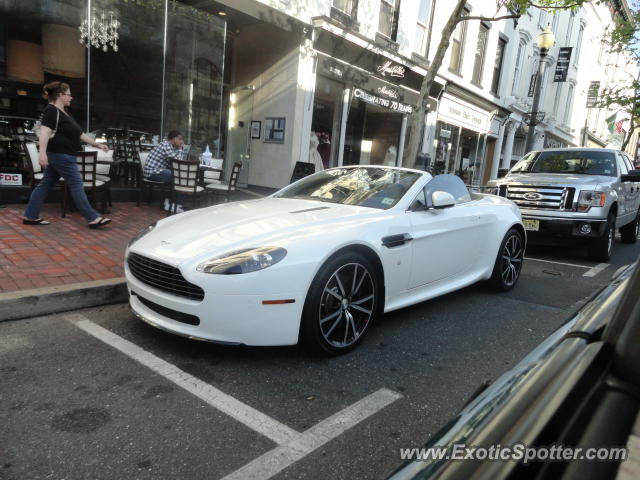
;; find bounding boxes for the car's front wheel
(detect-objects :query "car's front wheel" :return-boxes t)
[588,213,615,262]
[490,228,524,291]
[300,252,380,355]
[620,209,639,244]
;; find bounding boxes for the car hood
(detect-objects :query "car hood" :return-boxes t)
[489,173,612,188]
[129,197,385,264]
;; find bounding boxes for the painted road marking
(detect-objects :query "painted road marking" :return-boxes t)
[68,315,298,445]
[68,314,403,480]
[583,263,610,278]
[525,257,591,269]
[221,388,403,480]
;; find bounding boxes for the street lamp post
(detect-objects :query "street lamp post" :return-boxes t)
[525,25,556,153]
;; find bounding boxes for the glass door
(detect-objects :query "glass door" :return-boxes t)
[226,86,254,187]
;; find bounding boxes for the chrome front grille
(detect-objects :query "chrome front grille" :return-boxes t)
[505,185,574,210]
[127,253,204,301]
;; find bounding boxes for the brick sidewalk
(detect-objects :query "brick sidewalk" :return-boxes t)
[0,202,167,294]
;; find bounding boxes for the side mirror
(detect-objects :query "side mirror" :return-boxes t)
[621,170,640,182]
[432,191,455,209]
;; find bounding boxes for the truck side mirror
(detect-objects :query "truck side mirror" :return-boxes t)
[621,170,640,182]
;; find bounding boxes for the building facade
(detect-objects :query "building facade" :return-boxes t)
[1,0,637,190]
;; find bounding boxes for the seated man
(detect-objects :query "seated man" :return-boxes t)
[143,130,185,211]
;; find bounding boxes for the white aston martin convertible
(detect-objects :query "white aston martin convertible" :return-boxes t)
[125,166,525,354]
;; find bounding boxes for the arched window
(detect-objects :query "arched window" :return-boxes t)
[511,38,527,96]
[574,23,585,66]
[565,11,575,45]
[563,83,575,125]
[553,83,563,121]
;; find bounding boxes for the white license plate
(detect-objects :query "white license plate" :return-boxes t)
[523,219,540,232]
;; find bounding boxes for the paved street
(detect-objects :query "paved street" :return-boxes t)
[1,236,638,480]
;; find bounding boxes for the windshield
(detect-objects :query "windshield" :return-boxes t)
[510,151,617,176]
[274,167,422,209]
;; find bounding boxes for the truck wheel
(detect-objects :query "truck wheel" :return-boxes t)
[620,209,639,244]
[588,213,615,262]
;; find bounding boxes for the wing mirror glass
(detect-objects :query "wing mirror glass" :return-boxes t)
[432,191,455,209]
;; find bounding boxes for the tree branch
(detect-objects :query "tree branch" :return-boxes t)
[463,14,520,22]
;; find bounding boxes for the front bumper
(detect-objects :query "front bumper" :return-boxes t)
[522,214,607,238]
[124,261,306,346]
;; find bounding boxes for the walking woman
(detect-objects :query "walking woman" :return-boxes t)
[23,81,111,228]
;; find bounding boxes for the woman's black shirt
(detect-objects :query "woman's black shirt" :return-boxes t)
[41,104,83,155]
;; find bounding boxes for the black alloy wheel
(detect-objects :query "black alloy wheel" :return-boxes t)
[490,228,524,291]
[301,252,379,355]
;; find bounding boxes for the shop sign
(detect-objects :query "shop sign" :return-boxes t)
[376,85,399,99]
[586,81,600,108]
[438,96,489,133]
[0,173,22,185]
[553,47,573,82]
[375,61,406,79]
[440,129,452,138]
[354,88,413,113]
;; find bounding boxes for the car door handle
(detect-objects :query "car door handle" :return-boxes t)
[381,233,413,248]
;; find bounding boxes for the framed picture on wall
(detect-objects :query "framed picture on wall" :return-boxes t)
[250,120,261,139]
[264,117,286,143]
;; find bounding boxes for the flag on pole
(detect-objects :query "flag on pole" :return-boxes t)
[606,114,617,133]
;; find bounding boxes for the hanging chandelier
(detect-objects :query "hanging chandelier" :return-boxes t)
[79,9,120,52]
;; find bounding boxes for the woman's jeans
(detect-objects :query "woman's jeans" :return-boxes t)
[24,152,100,222]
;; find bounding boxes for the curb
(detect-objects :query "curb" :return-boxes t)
[0,278,128,322]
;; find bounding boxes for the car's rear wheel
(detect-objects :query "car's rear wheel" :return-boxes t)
[300,252,379,355]
[620,209,639,244]
[588,213,615,262]
[490,228,524,292]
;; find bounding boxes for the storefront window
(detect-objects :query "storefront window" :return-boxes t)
[89,0,164,136]
[165,1,226,152]
[433,122,486,186]
[343,98,402,167]
[0,0,226,177]
[1,0,87,125]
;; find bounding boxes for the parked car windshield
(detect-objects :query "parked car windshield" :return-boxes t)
[510,150,617,176]
[274,167,422,209]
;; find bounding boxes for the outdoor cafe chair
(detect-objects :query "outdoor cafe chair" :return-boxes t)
[62,151,109,217]
[204,162,241,204]
[168,159,207,215]
[138,151,168,207]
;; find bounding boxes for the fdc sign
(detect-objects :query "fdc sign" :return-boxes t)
[0,173,23,185]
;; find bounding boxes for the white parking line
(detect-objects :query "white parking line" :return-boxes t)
[524,257,591,269]
[221,388,402,480]
[68,314,403,480]
[583,263,610,277]
[67,315,299,445]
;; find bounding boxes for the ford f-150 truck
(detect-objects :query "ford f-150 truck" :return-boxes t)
[487,148,640,261]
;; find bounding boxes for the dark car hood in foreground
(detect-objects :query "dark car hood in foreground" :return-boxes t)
[389,262,637,480]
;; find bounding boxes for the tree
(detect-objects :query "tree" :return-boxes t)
[596,2,640,151]
[404,0,593,168]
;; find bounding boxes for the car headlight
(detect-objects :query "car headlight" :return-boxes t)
[128,222,157,247]
[196,247,287,274]
[577,191,606,212]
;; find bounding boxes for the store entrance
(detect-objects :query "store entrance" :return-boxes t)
[343,98,403,166]
[433,122,486,186]
[311,76,344,169]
